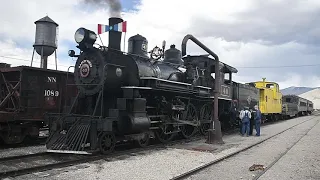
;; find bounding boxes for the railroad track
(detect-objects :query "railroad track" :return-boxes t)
[0,135,202,179]
[251,119,320,180]
[1,114,317,179]
[0,134,47,150]
[0,114,309,151]
[170,114,320,180]
[0,152,86,179]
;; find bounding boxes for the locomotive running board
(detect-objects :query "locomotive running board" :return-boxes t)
[46,149,92,155]
[140,77,211,96]
[210,96,232,101]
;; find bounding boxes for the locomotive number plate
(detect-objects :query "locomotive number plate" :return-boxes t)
[220,85,230,96]
[44,89,60,97]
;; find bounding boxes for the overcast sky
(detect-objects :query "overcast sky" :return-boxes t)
[0,0,320,89]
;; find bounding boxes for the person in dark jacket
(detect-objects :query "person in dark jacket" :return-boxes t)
[254,105,262,136]
[249,108,254,135]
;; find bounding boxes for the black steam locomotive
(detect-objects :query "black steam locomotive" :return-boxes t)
[45,17,259,154]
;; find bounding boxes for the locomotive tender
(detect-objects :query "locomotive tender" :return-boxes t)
[46,17,258,154]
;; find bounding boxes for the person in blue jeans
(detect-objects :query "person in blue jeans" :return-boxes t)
[239,107,251,136]
[254,105,261,136]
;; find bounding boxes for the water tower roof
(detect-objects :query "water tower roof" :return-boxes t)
[35,15,58,26]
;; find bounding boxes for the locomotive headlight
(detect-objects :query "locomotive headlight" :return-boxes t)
[74,28,85,43]
[74,28,97,46]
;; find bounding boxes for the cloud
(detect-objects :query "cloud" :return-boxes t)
[0,0,319,90]
[0,39,74,71]
[188,0,320,45]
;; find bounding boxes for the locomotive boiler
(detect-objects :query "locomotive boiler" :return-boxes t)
[45,17,239,154]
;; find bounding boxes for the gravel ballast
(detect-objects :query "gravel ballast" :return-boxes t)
[259,118,320,180]
[0,145,46,159]
[185,117,320,180]
[11,115,319,180]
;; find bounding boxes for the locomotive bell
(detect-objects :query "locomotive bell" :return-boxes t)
[128,34,148,58]
[163,44,183,65]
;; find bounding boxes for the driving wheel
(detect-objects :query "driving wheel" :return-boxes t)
[99,132,116,155]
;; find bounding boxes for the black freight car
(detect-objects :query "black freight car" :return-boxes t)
[232,82,259,111]
[0,65,77,144]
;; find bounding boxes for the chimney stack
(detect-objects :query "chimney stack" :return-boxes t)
[108,17,123,50]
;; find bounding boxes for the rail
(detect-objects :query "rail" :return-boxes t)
[171,114,320,180]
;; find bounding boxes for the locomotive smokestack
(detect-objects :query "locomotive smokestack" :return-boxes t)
[109,17,123,50]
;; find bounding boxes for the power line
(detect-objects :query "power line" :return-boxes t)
[1,54,320,69]
[237,64,320,68]
[0,55,73,68]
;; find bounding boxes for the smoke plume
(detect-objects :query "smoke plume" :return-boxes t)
[84,0,122,17]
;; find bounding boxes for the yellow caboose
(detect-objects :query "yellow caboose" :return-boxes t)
[247,78,283,121]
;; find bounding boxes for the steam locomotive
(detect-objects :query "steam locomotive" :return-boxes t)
[45,17,259,154]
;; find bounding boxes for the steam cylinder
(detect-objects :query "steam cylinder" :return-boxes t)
[128,34,148,58]
[33,16,58,57]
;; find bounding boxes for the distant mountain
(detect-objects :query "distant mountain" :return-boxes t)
[280,86,317,95]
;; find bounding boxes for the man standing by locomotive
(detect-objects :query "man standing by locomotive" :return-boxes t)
[254,105,261,136]
[249,108,255,136]
[239,106,251,136]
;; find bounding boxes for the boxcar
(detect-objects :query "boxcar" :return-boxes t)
[0,65,76,144]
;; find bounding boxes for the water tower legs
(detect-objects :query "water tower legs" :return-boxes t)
[31,46,57,70]
[54,50,57,70]
[31,48,35,67]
